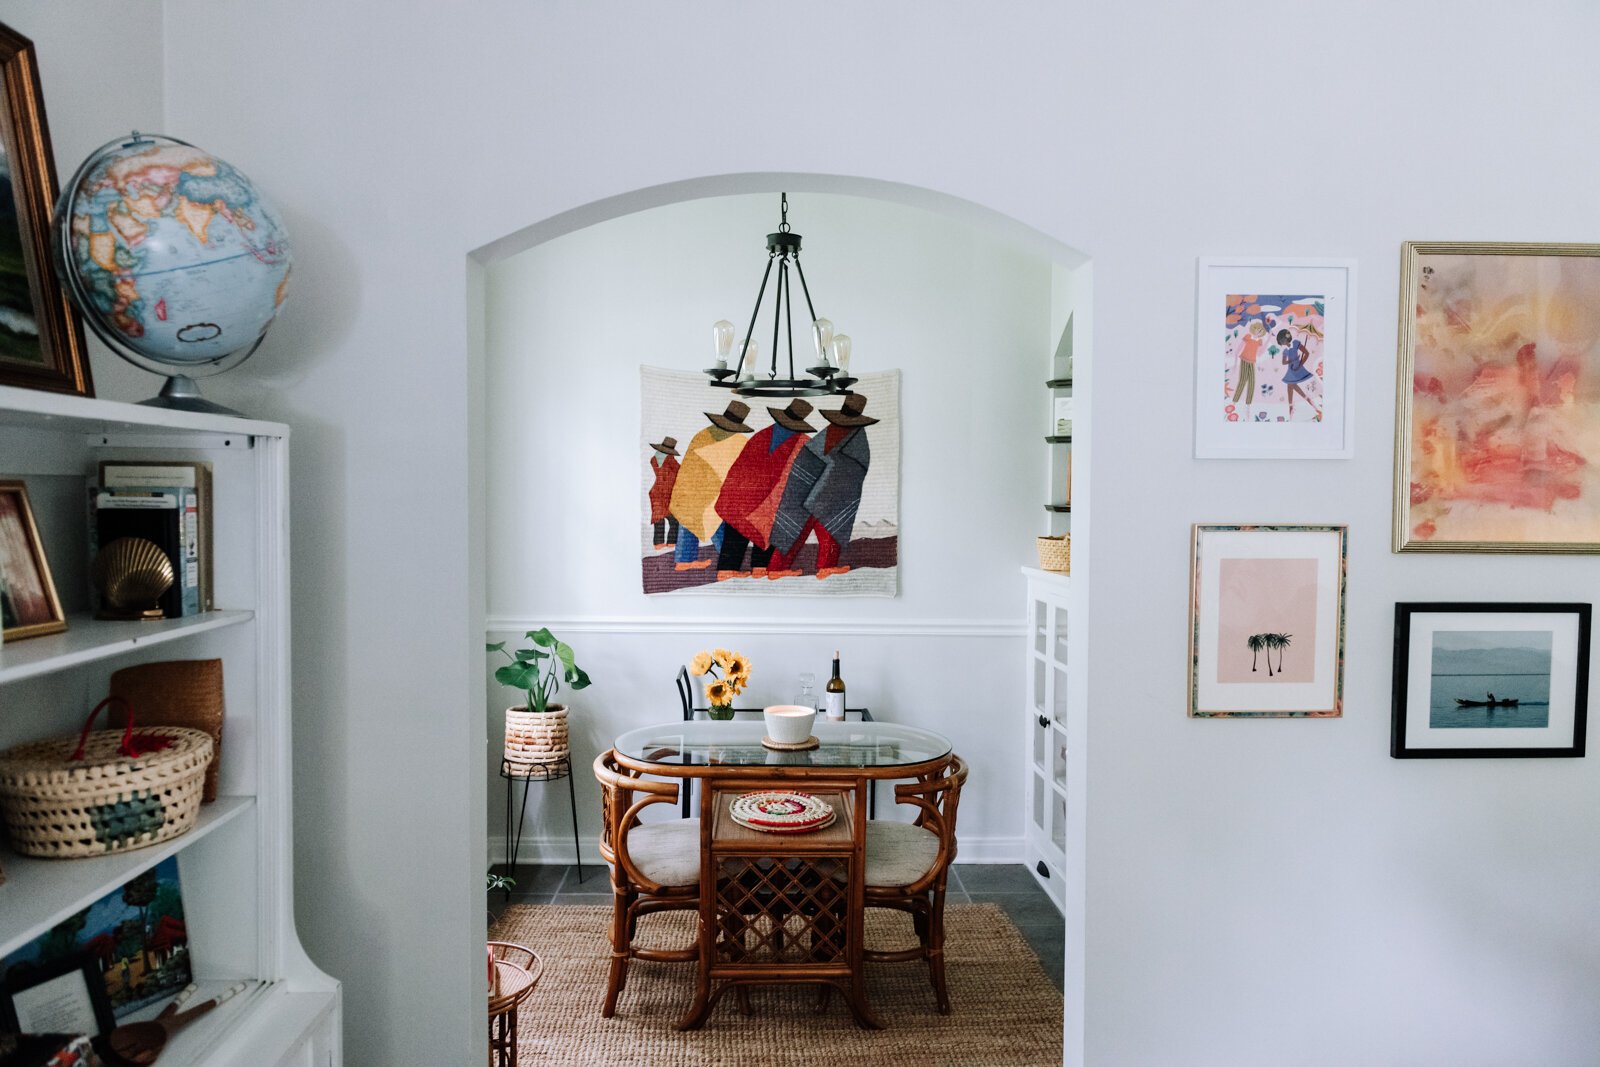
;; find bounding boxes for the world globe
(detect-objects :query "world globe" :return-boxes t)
[52,132,291,414]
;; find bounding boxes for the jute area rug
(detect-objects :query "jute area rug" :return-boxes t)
[489,902,1063,1066]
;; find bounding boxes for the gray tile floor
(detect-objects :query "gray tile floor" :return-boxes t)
[488,862,1065,994]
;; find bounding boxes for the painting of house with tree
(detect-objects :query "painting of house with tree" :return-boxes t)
[0,856,191,1018]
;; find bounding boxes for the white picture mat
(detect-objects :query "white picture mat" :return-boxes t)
[1404,611,1581,750]
[1194,528,1342,713]
[12,970,98,1035]
[1194,257,1356,459]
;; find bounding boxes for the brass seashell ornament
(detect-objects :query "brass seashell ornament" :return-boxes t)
[92,536,175,621]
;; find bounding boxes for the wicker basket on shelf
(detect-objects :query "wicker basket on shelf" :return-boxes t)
[110,658,226,803]
[1035,534,1070,574]
[0,697,211,859]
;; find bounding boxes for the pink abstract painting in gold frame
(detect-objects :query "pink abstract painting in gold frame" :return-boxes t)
[1396,242,1600,553]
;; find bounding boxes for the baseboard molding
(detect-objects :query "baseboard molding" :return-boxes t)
[486,615,1027,638]
[488,833,1026,868]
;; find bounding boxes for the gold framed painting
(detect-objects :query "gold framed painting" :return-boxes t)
[1395,241,1600,552]
[0,23,91,398]
[0,479,66,640]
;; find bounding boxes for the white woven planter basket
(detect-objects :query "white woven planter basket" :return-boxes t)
[504,704,569,768]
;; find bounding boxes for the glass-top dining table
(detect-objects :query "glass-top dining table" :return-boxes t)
[611,719,956,1029]
[612,718,952,774]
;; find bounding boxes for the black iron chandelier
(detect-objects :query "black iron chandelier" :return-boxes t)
[704,193,857,398]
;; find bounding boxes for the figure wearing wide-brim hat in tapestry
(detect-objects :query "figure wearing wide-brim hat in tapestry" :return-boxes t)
[712,399,819,580]
[769,393,878,580]
[647,435,681,550]
[667,401,754,571]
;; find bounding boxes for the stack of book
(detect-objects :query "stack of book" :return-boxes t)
[90,461,214,618]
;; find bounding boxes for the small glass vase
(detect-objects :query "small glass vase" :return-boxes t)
[707,704,735,721]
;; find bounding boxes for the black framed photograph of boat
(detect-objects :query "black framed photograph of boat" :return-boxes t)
[1392,603,1591,758]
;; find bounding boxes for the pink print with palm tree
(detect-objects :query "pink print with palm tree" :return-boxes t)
[1215,557,1319,684]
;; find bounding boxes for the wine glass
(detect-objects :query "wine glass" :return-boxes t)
[794,672,817,711]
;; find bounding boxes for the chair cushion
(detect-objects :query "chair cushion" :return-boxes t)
[625,818,700,887]
[864,821,942,887]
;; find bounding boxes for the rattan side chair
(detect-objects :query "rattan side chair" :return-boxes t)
[592,749,701,1016]
[862,752,969,1013]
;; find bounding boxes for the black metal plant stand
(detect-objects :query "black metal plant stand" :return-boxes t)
[499,757,582,894]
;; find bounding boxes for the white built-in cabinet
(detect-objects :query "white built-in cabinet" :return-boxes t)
[0,385,339,1066]
[1022,566,1069,911]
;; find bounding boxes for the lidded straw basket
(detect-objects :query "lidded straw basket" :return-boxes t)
[0,697,212,859]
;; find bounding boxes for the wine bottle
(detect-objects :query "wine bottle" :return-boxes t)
[825,651,846,721]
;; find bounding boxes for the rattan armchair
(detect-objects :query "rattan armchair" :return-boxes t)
[592,749,701,1016]
[862,752,969,1013]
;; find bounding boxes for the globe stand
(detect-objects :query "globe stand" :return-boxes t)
[143,374,245,418]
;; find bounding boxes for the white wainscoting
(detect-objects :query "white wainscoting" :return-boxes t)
[485,616,1029,869]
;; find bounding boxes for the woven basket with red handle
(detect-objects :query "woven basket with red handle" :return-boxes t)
[0,696,212,859]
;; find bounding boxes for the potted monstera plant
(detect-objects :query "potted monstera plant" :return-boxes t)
[487,628,592,771]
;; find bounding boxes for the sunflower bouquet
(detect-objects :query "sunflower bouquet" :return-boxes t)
[690,647,752,720]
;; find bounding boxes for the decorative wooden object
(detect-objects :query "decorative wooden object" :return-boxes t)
[862,753,969,1013]
[591,750,700,1017]
[107,980,249,1064]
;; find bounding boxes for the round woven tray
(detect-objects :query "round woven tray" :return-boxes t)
[0,726,212,859]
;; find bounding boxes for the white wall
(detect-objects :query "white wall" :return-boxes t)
[483,192,1052,859]
[7,1,165,405]
[83,2,1600,1064]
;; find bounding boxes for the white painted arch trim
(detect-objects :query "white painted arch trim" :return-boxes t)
[486,615,1027,638]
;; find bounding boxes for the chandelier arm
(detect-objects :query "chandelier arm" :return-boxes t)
[740,252,777,376]
[770,258,784,380]
[791,254,820,326]
[783,256,797,381]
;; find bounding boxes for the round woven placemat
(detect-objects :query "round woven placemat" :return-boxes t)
[488,902,1062,1065]
[760,735,819,751]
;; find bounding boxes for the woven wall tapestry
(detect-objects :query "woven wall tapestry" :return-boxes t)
[641,366,899,597]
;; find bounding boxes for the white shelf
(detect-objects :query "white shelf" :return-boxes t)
[0,795,254,958]
[0,384,286,439]
[0,610,254,684]
[1021,565,1071,591]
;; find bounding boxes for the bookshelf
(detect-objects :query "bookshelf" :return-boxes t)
[0,386,339,1066]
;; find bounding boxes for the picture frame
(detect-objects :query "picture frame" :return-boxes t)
[1394,242,1600,553]
[1189,524,1348,717]
[0,953,115,1039]
[0,23,91,398]
[0,479,66,640]
[1392,602,1590,758]
[1194,257,1355,459]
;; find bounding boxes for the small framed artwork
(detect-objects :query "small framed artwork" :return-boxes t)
[1392,603,1590,758]
[0,954,115,1039]
[1395,242,1600,553]
[0,24,92,397]
[1189,524,1348,717]
[1194,257,1356,459]
[0,480,65,641]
